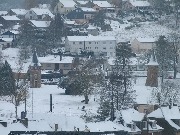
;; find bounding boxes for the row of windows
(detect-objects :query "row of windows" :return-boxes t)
[73,41,113,45]
[46,64,69,68]
[81,47,115,50]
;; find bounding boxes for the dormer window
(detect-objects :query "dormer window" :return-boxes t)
[152,121,157,129]
[142,121,147,129]
[131,123,136,131]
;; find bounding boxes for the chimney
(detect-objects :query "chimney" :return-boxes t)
[55,124,58,131]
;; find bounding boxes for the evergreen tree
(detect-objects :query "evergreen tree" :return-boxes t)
[91,10,106,29]
[0,60,16,96]
[155,36,174,83]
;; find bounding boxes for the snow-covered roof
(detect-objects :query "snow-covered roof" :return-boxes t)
[0,38,13,42]
[67,35,116,42]
[93,1,113,8]
[135,37,157,43]
[38,55,74,64]
[148,106,180,119]
[80,7,96,12]
[30,20,51,28]
[87,25,97,30]
[0,11,8,16]
[76,0,89,5]
[1,15,20,21]
[129,0,150,7]
[10,9,28,15]
[59,0,77,7]
[148,106,180,130]
[65,20,75,25]
[30,8,54,18]
[121,108,144,124]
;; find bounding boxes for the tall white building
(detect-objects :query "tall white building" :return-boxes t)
[65,36,116,57]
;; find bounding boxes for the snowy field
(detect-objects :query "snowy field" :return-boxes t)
[100,19,174,42]
[0,76,155,134]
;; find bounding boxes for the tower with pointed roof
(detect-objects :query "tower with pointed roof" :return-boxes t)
[145,51,159,87]
[29,49,41,88]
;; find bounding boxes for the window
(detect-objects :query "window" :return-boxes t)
[110,41,112,44]
[64,64,69,67]
[89,42,91,44]
[103,47,106,50]
[131,123,136,131]
[142,121,147,129]
[152,121,157,129]
[61,6,63,8]
[37,15,42,19]
[47,63,51,67]
[30,11,32,14]
[95,47,98,49]
[79,42,82,44]
[73,42,75,44]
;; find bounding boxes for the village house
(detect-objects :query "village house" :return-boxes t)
[38,55,75,75]
[65,35,116,57]
[1,30,19,39]
[120,108,163,135]
[130,37,157,54]
[54,0,77,16]
[124,0,151,11]
[66,7,96,24]
[29,20,51,28]
[25,8,54,21]
[0,38,14,49]
[92,1,115,12]
[148,105,180,135]
[8,9,28,19]
[0,15,20,29]
[86,25,99,36]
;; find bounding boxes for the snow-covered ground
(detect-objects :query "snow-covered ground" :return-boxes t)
[0,76,155,134]
[100,19,174,42]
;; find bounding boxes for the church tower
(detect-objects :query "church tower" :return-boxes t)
[29,50,41,88]
[145,51,159,87]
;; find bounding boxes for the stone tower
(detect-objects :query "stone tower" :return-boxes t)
[29,50,41,88]
[145,52,159,87]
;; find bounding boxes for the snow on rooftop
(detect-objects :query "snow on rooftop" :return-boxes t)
[30,8,54,18]
[11,9,28,15]
[59,0,77,7]
[121,108,144,124]
[76,0,89,5]
[129,0,150,7]
[80,7,96,12]
[38,55,74,64]
[93,1,113,8]
[136,37,157,43]
[67,35,116,41]
[2,15,20,21]
[0,38,13,42]
[65,20,75,25]
[30,20,51,28]
[148,106,180,130]
[0,11,8,16]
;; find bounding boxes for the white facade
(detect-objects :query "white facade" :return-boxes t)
[54,0,76,15]
[25,8,54,20]
[65,36,116,57]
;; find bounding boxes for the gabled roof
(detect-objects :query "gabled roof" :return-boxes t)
[93,1,113,8]
[2,30,19,35]
[129,0,150,7]
[1,15,20,21]
[76,0,89,5]
[30,8,54,18]
[148,106,180,130]
[10,9,28,15]
[30,20,51,28]
[0,38,13,42]
[59,0,76,7]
